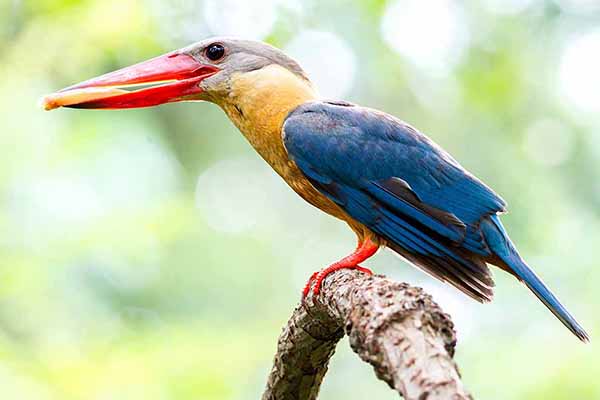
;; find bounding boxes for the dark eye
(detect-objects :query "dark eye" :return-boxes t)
[205,44,225,61]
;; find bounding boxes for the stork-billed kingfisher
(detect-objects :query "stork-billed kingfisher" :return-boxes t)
[43,38,589,341]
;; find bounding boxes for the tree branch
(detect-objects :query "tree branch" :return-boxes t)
[262,269,472,400]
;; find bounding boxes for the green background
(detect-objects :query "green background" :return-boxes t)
[1,0,599,398]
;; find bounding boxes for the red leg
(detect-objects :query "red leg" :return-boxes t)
[302,237,379,298]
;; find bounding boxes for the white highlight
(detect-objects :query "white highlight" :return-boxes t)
[196,157,274,234]
[559,30,600,113]
[285,30,357,99]
[381,0,469,74]
[148,0,300,42]
[482,0,538,14]
[556,0,600,13]
[203,0,278,40]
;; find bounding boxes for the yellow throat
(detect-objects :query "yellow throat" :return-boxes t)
[215,64,318,175]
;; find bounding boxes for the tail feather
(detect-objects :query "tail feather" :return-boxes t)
[482,215,589,342]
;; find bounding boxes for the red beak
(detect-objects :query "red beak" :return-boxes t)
[42,51,219,110]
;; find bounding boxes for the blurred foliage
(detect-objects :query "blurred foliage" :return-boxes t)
[1,0,599,399]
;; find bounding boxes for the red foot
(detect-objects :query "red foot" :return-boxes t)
[302,238,379,299]
[302,271,319,298]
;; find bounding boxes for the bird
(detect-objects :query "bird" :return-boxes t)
[42,37,589,342]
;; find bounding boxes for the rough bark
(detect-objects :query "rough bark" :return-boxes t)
[262,269,472,400]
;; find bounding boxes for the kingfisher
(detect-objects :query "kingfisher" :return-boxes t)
[43,38,589,341]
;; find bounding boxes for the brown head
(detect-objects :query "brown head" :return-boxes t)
[42,37,321,187]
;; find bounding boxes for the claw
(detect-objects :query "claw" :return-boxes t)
[300,237,378,299]
[302,271,319,299]
[312,264,373,295]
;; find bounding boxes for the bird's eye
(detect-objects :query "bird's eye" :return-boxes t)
[205,44,225,61]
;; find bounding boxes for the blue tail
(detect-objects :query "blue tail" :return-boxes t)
[482,215,589,342]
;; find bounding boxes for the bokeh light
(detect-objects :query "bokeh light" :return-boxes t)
[203,0,278,39]
[148,0,301,43]
[381,0,469,75]
[285,30,357,99]
[195,157,271,234]
[559,30,600,113]
[556,0,600,14]
[482,0,538,14]
[523,118,575,167]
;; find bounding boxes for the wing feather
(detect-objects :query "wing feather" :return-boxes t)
[283,101,506,301]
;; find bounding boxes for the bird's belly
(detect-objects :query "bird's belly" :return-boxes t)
[285,167,345,218]
[274,159,376,241]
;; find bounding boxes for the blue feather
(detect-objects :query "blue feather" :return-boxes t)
[283,100,588,340]
[481,215,589,341]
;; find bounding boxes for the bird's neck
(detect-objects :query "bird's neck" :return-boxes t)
[213,65,353,227]
[217,64,318,173]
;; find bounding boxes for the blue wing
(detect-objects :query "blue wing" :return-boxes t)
[283,101,506,301]
[282,100,586,343]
